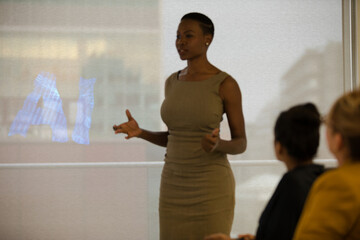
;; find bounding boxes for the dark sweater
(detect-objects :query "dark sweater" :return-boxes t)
[255,164,325,240]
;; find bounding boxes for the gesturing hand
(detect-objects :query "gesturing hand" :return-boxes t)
[236,234,255,240]
[113,109,142,139]
[204,233,254,240]
[201,128,220,152]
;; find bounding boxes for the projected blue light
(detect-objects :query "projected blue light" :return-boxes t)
[8,73,68,142]
[71,77,96,145]
[8,72,96,144]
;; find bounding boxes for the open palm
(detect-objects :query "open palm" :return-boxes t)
[113,110,142,139]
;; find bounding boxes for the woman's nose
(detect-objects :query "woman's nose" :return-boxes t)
[177,38,185,45]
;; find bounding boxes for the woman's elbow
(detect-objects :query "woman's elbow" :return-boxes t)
[229,137,247,155]
[237,138,247,154]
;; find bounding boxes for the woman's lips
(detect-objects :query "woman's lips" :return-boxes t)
[178,49,187,56]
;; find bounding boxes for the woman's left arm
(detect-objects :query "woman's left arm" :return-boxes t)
[202,76,247,154]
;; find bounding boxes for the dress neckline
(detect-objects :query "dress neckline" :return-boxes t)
[176,71,223,83]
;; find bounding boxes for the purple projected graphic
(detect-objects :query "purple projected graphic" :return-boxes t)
[8,73,68,142]
[72,78,96,145]
[8,73,96,144]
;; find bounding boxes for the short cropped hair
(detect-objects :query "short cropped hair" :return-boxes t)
[181,12,215,37]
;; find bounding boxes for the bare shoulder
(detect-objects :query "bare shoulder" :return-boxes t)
[222,75,239,87]
[220,75,241,100]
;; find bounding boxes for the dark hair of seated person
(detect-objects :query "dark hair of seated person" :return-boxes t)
[274,103,321,162]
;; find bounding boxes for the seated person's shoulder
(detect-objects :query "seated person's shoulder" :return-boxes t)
[312,165,360,193]
[284,164,325,186]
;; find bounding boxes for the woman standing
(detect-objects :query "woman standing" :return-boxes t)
[114,12,246,240]
[293,89,360,240]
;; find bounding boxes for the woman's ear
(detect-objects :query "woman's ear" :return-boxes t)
[330,132,351,166]
[333,132,345,152]
[204,35,213,46]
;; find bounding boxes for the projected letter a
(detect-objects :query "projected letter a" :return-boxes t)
[71,78,96,145]
[8,73,68,142]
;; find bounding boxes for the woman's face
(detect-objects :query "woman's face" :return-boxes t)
[176,19,209,61]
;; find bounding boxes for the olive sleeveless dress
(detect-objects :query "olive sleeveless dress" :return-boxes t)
[160,71,235,240]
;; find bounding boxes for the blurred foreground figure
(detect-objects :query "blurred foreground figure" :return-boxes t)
[293,88,360,240]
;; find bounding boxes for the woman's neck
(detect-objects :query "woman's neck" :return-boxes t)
[285,158,313,171]
[334,148,354,166]
[186,55,213,74]
[337,156,355,166]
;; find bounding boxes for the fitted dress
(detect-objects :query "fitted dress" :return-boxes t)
[159,71,235,240]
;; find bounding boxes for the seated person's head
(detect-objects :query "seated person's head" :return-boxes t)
[274,103,321,164]
[325,88,360,164]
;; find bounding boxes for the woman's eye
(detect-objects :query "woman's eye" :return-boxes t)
[186,35,193,38]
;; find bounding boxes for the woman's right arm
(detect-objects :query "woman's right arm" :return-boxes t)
[137,129,169,147]
[113,109,168,147]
